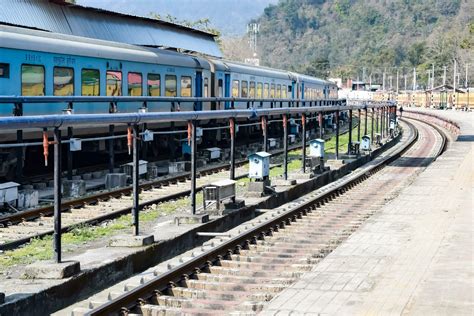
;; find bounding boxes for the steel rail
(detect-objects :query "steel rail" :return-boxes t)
[86,120,438,316]
[0,136,318,251]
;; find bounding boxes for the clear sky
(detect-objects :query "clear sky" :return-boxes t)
[76,0,278,36]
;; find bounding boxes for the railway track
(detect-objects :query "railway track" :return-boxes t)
[0,123,351,251]
[61,118,447,316]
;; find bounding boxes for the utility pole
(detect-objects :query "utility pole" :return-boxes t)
[431,63,435,89]
[382,69,386,91]
[453,59,457,108]
[443,65,447,85]
[396,68,399,94]
[426,70,431,90]
[413,67,417,91]
[404,74,407,91]
[467,63,470,109]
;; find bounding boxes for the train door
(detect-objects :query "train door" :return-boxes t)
[195,71,202,110]
[291,81,297,99]
[301,82,305,101]
[224,73,231,109]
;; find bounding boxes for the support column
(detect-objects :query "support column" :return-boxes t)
[283,114,288,180]
[318,112,323,139]
[67,127,73,180]
[108,125,115,173]
[262,116,268,152]
[386,107,389,136]
[16,130,23,179]
[190,120,197,214]
[229,118,235,180]
[381,107,384,138]
[376,108,379,135]
[364,107,368,136]
[348,109,353,154]
[132,124,140,236]
[357,109,361,141]
[371,108,375,143]
[301,113,306,173]
[53,128,62,263]
[335,110,340,160]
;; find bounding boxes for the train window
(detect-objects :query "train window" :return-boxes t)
[241,81,248,98]
[180,76,192,97]
[81,69,100,96]
[53,67,74,96]
[249,81,256,98]
[22,64,45,96]
[218,79,223,97]
[232,80,239,97]
[165,75,177,97]
[276,84,281,98]
[127,72,142,96]
[282,85,287,98]
[263,83,269,98]
[147,74,161,96]
[0,63,10,78]
[257,82,263,98]
[106,70,122,96]
[204,78,209,97]
[270,84,275,98]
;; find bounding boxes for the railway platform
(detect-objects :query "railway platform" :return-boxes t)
[260,109,473,315]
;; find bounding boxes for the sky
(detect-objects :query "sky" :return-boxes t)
[76,0,278,36]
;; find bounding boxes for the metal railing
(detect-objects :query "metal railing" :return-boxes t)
[0,96,397,264]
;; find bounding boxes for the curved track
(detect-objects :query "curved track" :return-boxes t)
[60,118,447,316]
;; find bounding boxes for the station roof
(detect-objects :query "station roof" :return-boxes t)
[0,0,222,57]
[426,84,465,93]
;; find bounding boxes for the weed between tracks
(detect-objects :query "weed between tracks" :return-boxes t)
[0,118,370,270]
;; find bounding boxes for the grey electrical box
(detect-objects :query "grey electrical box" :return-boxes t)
[309,139,325,158]
[361,135,371,151]
[69,138,82,151]
[248,151,271,180]
[143,130,154,142]
[0,182,20,203]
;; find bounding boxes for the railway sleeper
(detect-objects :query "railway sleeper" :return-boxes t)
[196,273,295,286]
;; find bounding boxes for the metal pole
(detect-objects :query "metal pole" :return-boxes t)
[364,107,368,136]
[190,120,197,214]
[132,124,140,236]
[385,107,389,136]
[371,108,375,143]
[335,110,339,160]
[67,127,73,180]
[301,113,306,173]
[229,118,235,180]
[376,108,379,135]
[263,116,268,152]
[108,125,115,173]
[53,128,62,263]
[318,112,323,139]
[380,107,384,138]
[16,130,23,179]
[283,114,288,181]
[348,109,353,154]
[357,109,361,141]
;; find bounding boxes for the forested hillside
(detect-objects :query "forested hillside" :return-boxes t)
[255,0,473,85]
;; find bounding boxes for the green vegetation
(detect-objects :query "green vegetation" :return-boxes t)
[0,196,200,268]
[255,0,473,85]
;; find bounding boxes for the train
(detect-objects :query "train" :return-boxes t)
[0,24,340,177]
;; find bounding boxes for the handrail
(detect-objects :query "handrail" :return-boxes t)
[0,97,396,130]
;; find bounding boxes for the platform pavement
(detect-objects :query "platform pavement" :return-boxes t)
[260,109,473,316]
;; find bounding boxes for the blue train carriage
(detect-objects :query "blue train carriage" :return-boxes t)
[208,59,293,110]
[0,24,213,134]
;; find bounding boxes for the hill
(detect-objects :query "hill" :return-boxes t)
[77,0,278,36]
[254,0,473,86]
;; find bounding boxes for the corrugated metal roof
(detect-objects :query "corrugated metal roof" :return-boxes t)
[0,0,222,57]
